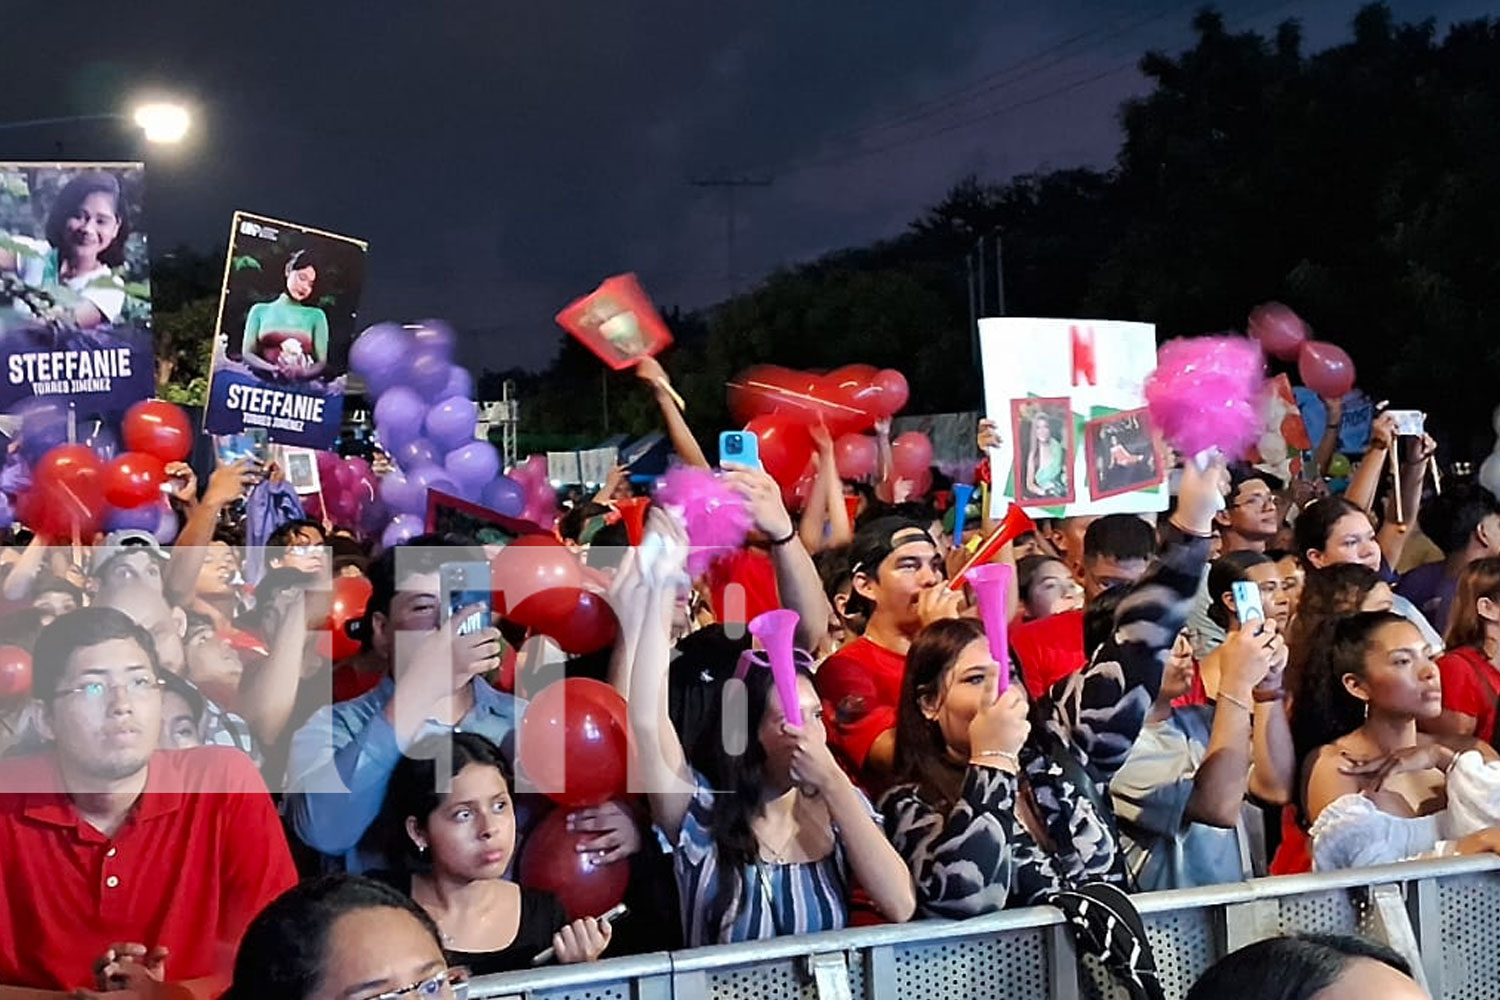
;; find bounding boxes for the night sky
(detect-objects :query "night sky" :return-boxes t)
[2,0,1491,374]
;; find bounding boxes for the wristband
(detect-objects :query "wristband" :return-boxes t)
[769,526,797,546]
[973,749,1020,767]
[1218,690,1253,713]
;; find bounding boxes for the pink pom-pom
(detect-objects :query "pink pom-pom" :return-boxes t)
[655,464,753,577]
[1145,336,1267,461]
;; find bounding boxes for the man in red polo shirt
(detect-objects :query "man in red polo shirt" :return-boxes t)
[0,607,295,999]
[814,517,961,790]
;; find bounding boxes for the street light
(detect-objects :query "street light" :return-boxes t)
[0,100,192,145]
[131,103,191,144]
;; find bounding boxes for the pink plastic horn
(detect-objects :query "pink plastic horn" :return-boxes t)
[747,608,802,726]
[964,562,1014,693]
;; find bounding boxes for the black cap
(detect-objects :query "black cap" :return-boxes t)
[849,516,937,579]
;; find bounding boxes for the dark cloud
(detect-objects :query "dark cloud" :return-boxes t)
[0,0,1483,371]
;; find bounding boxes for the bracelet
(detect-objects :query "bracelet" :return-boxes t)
[1218,690,1253,713]
[769,526,797,546]
[973,749,1020,767]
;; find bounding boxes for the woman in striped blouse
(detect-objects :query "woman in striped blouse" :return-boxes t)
[615,510,915,947]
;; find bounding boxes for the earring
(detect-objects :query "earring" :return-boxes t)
[417,843,428,855]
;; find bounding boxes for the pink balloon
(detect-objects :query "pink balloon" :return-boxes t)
[872,369,909,416]
[891,431,933,479]
[1249,302,1309,362]
[833,433,878,480]
[1298,341,1357,398]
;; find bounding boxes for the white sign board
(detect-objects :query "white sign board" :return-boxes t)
[980,317,1166,520]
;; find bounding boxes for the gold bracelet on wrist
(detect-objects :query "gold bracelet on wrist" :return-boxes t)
[972,749,1020,768]
[1218,690,1253,713]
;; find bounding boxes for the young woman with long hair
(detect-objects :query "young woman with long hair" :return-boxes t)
[1423,557,1500,743]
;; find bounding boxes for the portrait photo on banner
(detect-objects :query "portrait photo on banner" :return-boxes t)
[1084,407,1166,501]
[0,162,155,419]
[205,211,367,449]
[1010,396,1076,507]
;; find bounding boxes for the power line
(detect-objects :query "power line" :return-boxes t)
[809,0,1202,149]
[689,175,774,296]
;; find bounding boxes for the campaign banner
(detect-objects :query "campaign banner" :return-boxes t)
[979,318,1165,519]
[205,212,367,449]
[0,162,155,418]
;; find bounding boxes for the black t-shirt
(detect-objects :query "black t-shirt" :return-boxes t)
[668,625,752,780]
[370,870,567,975]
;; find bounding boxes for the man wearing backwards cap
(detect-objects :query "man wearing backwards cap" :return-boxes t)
[813,516,963,791]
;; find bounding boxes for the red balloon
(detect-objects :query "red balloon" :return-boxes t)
[516,587,619,655]
[517,678,629,807]
[316,575,374,661]
[744,414,814,488]
[1298,341,1357,399]
[891,430,934,478]
[121,400,193,464]
[518,806,630,920]
[871,369,910,416]
[490,536,583,617]
[0,646,32,698]
[103,452,166,509]
[729,365,874,437]
[21,444,106,539]
[1249,302,1309,362]
[833,433,878,480]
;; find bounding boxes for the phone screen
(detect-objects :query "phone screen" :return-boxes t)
[440,562,493,636]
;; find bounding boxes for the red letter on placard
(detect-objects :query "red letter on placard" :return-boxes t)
[1071,325,1097,386]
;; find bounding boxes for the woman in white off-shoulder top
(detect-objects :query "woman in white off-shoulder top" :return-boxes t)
[1290,610,1500,871]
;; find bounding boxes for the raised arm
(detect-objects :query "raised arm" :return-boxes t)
[1186,626,1277,827]
[163,462,253,607]
[624,511,697,841]
[235,586,310,747]
[1044,459,1221,783]
[635,356,708,469]
[724,463,830,652]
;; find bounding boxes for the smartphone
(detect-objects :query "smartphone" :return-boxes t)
[718,430,762,470]
[439,562,492,637]
[213,430,269,481]
[1231,580,1265,627]
[530,903,629,966]
[1387,409,1426,437]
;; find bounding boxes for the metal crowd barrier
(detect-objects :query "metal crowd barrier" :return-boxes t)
[467,855,1500,1000]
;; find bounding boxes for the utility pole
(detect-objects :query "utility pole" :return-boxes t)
[690,175,772,296]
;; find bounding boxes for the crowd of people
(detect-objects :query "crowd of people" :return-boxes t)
[0,363,1495,1000]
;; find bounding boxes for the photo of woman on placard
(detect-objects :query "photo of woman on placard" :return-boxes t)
[1085,408,1165,500]
[241,249,330,382]
[1012,398,1073,505]
[0,168,146,331]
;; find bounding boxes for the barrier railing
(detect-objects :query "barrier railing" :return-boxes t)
[467,855,1500,1000]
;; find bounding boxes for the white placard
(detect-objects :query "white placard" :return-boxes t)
[980,317,1166,520]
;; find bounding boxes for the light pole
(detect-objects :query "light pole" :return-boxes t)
[0,101,192,145]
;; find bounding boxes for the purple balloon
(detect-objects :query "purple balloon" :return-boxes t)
[408,464,459,500]
[79,419,120,461]
[444,441,500,488]
[441,365,474,402]
[379,469,425,517]
[480,475,526,517]
[105,503,160,533]
[374,387,429,450]
[17,400,69,464]
[407,350,452,402]
[155,502,181,544]
[425,396,479,451]
[411,320,457,360]
[381,513,424,550]
[350,323,414,382]
[394,437,441,472]
[0,492,13,531]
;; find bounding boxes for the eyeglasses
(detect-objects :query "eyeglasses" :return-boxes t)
[54,677,166,703]
[364,967,470,1000]
[1232,492,1278,509]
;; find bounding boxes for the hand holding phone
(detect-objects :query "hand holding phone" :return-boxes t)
[1230,580,1265,627]
[440,562,493,637]
[719,430,762,471]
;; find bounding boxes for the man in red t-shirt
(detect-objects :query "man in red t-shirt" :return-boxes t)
[0,607,296,998]
[814,517,961,789]
[1011,513,1156,698]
